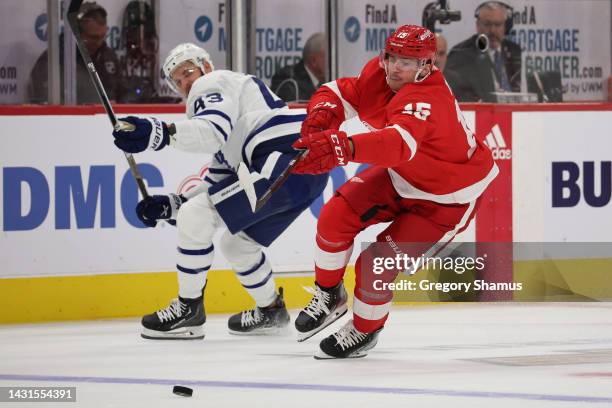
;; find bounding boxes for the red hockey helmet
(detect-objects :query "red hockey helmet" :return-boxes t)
[384,25,437,63]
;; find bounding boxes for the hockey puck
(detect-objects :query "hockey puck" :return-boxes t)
[172,385,193,397]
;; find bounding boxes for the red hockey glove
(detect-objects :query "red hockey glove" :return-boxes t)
[301,102,343,137]
[292,130,353,174]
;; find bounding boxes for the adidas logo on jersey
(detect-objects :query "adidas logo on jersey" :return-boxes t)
[483,124,512,160]
[350,176,364,183]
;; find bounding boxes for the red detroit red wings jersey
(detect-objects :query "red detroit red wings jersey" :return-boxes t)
[311,57,498,204]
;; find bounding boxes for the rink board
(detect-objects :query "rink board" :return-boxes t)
[1,104,611,322]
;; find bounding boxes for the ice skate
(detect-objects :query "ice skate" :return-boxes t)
[315,319,382,359]
[228,287,290,335]
[141,295,205,340]
[295,281,348,342]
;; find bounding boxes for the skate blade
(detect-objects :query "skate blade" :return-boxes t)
[228,324,291,336]
[141,326,205,340]
[313,349,369,360]
[296,306,348,343]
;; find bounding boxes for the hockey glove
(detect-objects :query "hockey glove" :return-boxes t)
[301,102,343,137]
[112,116,170,153]
[292,130,353,174]
[136,193,186,227]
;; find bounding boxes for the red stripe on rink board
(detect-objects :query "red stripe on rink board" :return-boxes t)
[475,110,513,301]
[0,103,307,116]
[0,104,186,115]
[1,103,610,116]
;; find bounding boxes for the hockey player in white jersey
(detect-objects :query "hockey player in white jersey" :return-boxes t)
[111,43,328,340]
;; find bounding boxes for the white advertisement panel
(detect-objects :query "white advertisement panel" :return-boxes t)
[336,0,610,101]
[513,110,612,243]
[0,111,390,278]
[4,106,610,279]
[254,0,326,86]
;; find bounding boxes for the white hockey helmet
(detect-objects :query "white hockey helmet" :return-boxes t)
[162,43,214,94]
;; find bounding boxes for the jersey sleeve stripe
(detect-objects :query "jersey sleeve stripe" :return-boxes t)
[250,76,287,109]
[208,120,228,141]
[389,124,418,160]
[194,109,234,130]
[324,81,358,120]
[241,113,305,165]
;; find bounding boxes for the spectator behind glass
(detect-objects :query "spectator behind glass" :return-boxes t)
[27,2,122,104]
[444,1,521,102]
[435,33,447,72]
[270,33,326,103]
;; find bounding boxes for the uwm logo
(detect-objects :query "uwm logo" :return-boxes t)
[483,124,512,160]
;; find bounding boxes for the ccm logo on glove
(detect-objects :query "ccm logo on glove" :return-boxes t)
[330,133,346,165]
[291,129,353,174]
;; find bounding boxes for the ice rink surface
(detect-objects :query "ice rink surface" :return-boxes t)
[1,303,612,407]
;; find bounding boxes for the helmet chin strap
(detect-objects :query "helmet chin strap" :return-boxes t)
[414,60,432,83]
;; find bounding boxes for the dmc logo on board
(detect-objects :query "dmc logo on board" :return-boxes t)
[194,15,213,43]
[2,164,164,231]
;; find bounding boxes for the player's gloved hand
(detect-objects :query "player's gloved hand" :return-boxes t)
[112,116,170,153]
[136,193,187,227]
[291,130,353,174]
[301,103,343,137]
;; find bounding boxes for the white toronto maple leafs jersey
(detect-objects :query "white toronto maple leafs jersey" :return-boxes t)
[169,69,305,191]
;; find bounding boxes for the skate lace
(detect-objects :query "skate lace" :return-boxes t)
[241,308,264,327]
[333,321,367,351]
[303,286,331,320]
[156,299,186,323]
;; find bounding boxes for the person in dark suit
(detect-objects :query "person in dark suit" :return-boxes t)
[270,33,326,103]
[444,1,521,102]
[27,2,122,104]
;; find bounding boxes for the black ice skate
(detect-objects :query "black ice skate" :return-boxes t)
[228,287,290,335]
[295,281,348,342]
[141,294,205,340]
[315,319,382,359]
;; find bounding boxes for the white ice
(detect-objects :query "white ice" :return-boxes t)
[1,303,612,407]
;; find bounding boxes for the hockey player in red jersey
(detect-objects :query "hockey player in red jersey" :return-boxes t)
[291,25,499,359]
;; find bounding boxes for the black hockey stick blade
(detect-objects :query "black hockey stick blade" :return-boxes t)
[254,149,309,212]
[67,0,148,199]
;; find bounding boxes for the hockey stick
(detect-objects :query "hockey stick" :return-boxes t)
[66,0,149,199]
[254,149,308,212]
[237,149,308,213]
